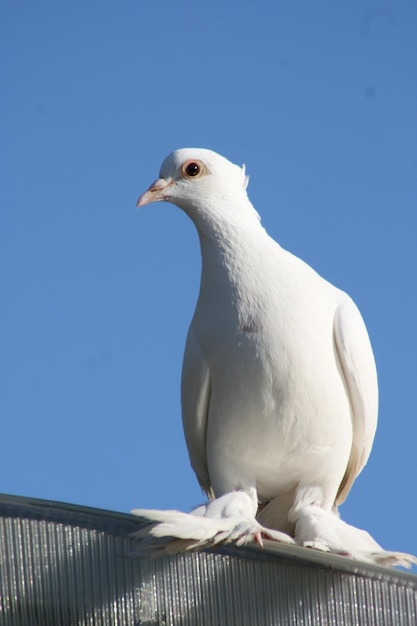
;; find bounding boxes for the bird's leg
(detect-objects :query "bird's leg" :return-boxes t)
[132,489,294,553]
[288,485,417,567]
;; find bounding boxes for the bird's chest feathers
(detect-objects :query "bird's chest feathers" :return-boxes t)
[197,242,296,347]
[197,261,270,344]
[194,239,337,388]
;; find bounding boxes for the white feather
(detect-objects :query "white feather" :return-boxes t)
[133,148,416,568]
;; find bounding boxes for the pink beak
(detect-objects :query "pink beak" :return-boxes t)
[136,178,174,208]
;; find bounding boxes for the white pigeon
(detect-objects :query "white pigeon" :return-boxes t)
[133,148,416,568]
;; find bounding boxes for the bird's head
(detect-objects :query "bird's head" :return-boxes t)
[136,148,251,218]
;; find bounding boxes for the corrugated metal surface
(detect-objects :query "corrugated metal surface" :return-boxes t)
[0,494,416,625]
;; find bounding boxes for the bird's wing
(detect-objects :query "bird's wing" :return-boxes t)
[181,325,212,496]
[333,295,378,505]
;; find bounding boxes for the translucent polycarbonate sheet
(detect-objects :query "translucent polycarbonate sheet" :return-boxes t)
[0,494,416,625]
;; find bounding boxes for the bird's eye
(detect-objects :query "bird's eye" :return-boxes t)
[183,161,202,178]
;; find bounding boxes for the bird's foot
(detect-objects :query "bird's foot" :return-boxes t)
[131,490,294,556]
[254,531,264,547]
[291,489,417,568]
[302,541,331,553]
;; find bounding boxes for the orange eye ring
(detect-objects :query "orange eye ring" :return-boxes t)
[182,160,203,178]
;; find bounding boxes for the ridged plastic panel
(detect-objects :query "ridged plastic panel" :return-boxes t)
[0,494,416,625]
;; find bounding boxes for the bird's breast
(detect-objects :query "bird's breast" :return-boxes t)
[190,249,353,498]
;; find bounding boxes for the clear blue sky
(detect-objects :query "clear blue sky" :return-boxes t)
[1,2,416,566]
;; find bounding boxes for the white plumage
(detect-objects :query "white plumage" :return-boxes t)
[133,148,416,568]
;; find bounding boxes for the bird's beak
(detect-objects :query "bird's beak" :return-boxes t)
[136,178,174,208]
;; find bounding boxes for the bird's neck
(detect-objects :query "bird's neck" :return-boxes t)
[194,208,273,305]
[189,195,263,258]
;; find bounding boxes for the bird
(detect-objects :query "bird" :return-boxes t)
[132,148,416,568]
